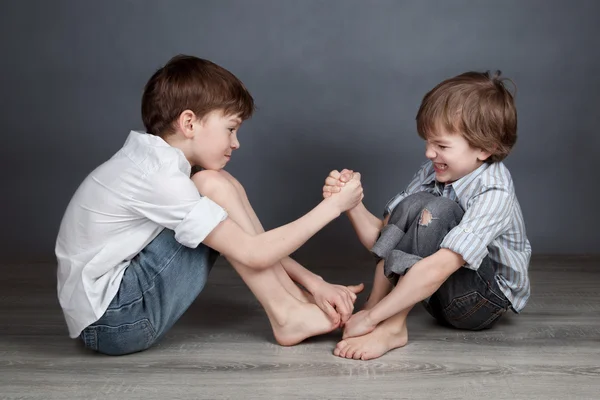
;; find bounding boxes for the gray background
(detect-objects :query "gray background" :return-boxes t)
[1,0,598,262]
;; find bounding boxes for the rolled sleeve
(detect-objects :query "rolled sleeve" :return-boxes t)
[440,186,513,270]
[440,227,489,270]
[174,196,228,248]
[128,164,228,247]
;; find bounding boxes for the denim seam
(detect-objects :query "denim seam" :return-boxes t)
[444,292,487,322]
[82,327,97,350]
[141,242,186,297]
[92,318,157,346]
[104,245,185,313]
[475,270,509,309]
[472,307,506,330]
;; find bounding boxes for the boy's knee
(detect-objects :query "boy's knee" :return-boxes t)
[192,169,236,197]
[419,209,433,226]
[420,197,464,226]
[424,196,461,214]
[217,169,245,194]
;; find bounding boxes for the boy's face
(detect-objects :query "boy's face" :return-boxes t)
[424,127,491,184]
[191,110,242,170]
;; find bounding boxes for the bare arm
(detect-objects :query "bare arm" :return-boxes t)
[368,249,464,324]
[323,169,388,250]
[346,203,389,250]
[203,181,362,269]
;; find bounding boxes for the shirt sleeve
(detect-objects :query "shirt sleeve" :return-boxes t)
[127,167,228,248]
[440,185,513,270]
[384,161,432,216]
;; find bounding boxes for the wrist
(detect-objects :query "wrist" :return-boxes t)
[304,274,324,293]
[346,203,363,216]
[321,197,343,218]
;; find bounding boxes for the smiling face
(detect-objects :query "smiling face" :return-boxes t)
[424,126,491,183]
[189,110,242,170]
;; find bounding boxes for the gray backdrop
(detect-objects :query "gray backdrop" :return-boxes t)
[1,0,598,262]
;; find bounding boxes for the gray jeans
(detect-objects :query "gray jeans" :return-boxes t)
[372,192,510,330]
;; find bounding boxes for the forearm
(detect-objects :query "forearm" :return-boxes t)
[280,257,323,292]
[368,249,464,324]
[206,198,341,269]
[346,202,384,249]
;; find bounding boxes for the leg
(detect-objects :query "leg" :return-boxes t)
[218,171,313,303]
[426,257,510,330]
[192,170,338,345]
[360,193,437,311]
[362,259,392,310]
[336,193,464,359]
[334,306,411,360]
[80,229,217,355]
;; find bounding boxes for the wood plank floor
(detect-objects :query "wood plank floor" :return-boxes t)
[1,255,599,399]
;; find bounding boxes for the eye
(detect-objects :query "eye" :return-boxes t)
[438,145,448,149]
[228,128,235,134]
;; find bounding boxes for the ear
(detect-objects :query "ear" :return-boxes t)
[477,148,493,162]
[176,110,197,139]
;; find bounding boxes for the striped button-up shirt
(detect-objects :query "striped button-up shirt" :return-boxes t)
[384,160,531,312]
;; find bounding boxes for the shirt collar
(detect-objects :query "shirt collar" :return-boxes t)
[124,131,192,176]
[422,162,490,199]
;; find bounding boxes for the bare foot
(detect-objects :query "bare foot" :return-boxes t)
[272,302,340,346]
[342,310,377,339]
[334,321,408,360]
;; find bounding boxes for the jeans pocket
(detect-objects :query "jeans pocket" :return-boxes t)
[443,291,505,331]
[83,318,157,356]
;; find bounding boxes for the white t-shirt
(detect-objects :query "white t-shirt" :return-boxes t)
[55,131,228,338]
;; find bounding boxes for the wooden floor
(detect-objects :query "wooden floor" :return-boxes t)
[1,255,599,399]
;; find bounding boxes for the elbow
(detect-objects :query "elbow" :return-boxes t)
[242,242,275,270]
[245,254,272,270]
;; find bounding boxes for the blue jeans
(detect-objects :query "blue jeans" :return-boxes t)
[80,229,218,355]
[372,192,511,330]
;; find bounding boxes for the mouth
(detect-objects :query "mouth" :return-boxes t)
[433,163,448,173]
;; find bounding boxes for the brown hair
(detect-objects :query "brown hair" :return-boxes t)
[141,55,255,137]
[416,70,517,162]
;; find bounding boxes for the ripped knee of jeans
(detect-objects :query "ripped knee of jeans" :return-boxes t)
[419,209,433,226]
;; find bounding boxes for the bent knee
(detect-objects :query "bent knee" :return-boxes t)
[423,196,462,215]
[192,169,236,197]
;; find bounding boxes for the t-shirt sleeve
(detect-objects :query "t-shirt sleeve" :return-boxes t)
[440,185,513,270]
[127,167,227,248]
[384,161,432,217]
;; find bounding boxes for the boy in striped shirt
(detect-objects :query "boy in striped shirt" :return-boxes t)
[323,71,531,360]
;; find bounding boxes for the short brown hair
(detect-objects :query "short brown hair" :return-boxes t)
[141,55,255,137]
[416,70,517,163]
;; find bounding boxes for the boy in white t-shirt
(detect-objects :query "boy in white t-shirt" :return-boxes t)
[56,55,364,355]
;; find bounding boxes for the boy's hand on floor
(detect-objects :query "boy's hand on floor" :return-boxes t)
[323,169,355,198]
[312,281,365,326]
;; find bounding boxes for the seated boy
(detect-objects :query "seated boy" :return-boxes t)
[323,70,531,360]
[55,55,364,356]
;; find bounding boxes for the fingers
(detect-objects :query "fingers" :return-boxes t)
[329,169,354,183]
[338,302,353,325]
[347,283,365,295]
[328,170,341,180]
[339,292,356,324]
[322,301,341,326]
[325,176,344,187]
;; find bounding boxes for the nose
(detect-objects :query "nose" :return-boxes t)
[425,143,436,159]
[231,133,240,150]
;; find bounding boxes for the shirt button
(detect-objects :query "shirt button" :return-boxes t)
[464,228,472,233]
